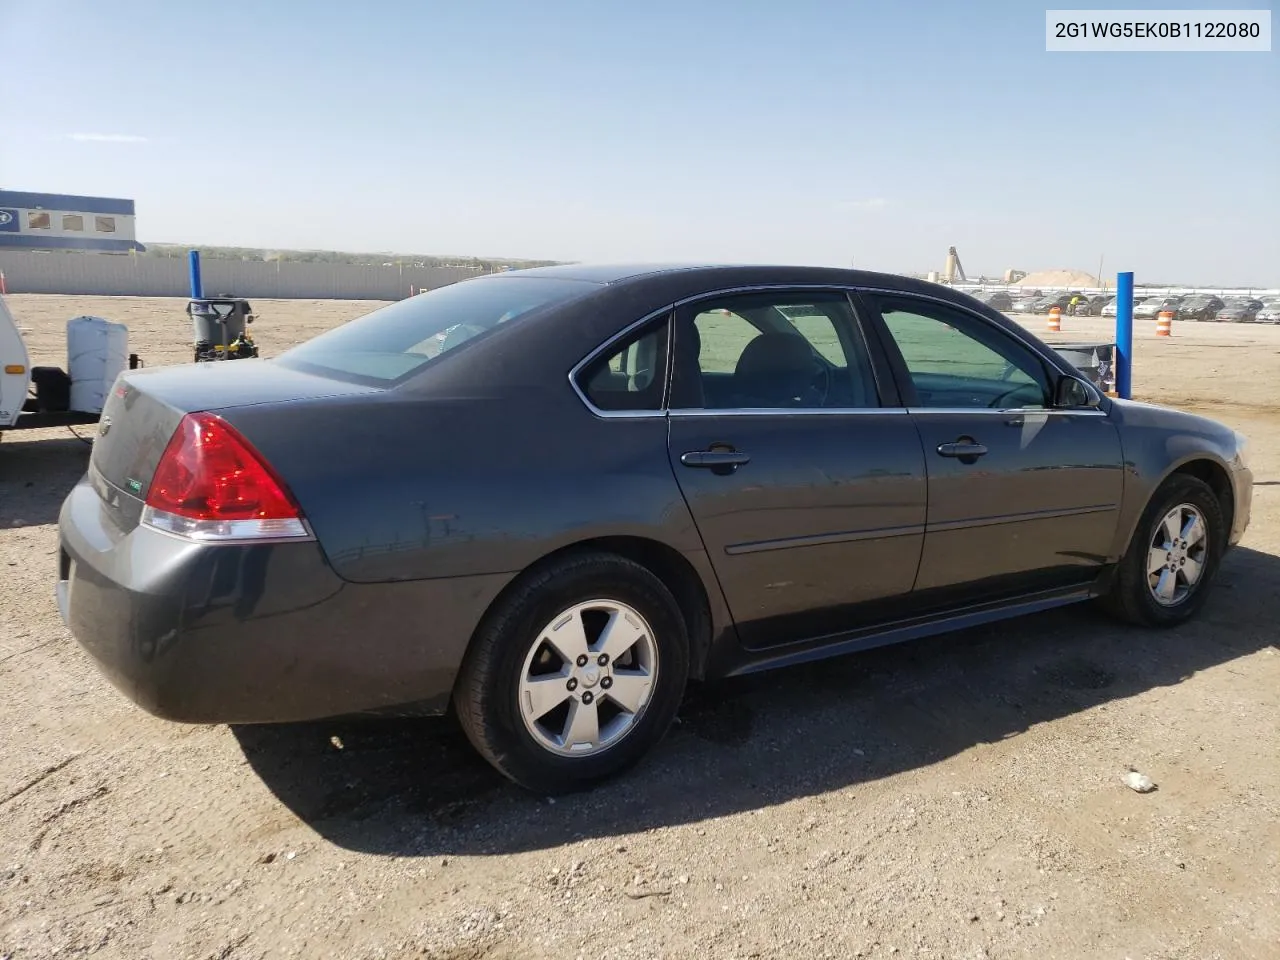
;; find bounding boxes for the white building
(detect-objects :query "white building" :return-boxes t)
[0,190,142,253]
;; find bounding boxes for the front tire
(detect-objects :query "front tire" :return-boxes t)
[1101,475,1225,627]
[453,551,690,794]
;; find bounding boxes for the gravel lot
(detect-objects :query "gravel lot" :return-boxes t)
[2,296,1278,960]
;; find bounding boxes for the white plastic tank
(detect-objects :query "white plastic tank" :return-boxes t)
[67,316,128,414]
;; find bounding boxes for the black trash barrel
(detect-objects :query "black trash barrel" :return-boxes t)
[187,298,252,348]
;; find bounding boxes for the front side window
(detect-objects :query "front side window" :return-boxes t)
[95,216,116,233]
[578,317,669,412]
[671,290,878,410]
[870,296,1050,410]
[277,275,597,384]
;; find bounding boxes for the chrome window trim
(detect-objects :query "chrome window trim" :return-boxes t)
[667,406,1103,419]
[669,407,909,418]
[568,304,674,420]
[568,282,1111,420]
[578,408,670,420]
[569,284,883,419]
[904,407,1107,417]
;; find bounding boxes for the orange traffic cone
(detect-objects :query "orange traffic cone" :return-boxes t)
[1047,306,1062,333]
[1156,311,1173,337]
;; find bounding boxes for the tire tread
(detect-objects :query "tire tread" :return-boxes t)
[1102,474,1224,627]
[453,550,689,794]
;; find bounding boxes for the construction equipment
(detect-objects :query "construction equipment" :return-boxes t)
[942,246,967,284]
[187,297,259,362]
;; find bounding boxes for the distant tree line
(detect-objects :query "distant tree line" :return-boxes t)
[139,243,565,273]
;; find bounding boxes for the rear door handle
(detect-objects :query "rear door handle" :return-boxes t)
[680,450,751,472]
[936,441,988,459]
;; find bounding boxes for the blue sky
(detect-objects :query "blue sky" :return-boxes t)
[0,0,1276,284]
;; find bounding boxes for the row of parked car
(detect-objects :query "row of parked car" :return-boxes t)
[970,290,1280,323]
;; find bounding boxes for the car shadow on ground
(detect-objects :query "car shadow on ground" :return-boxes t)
[0,433,91,526]
[233,544,1280,857]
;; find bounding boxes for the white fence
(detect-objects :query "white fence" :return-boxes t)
[950,282,1280,298]
[0,251,484,300]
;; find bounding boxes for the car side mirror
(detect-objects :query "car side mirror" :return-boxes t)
[1054,374,1099,409]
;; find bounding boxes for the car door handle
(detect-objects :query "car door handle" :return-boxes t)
[936,441,988,459]
[680,450,751,471]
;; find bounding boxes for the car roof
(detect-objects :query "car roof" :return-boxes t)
[398,261,1088,399]
[494,263,736,283]
[490,261,938,289]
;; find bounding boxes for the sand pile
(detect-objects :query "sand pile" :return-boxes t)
[1015,269,1099,287]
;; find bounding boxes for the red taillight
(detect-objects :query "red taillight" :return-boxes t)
[142,412,310,542]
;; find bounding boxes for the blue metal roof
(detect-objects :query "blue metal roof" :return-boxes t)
[0,190,135,216]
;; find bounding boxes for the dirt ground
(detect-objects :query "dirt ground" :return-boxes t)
[2,295,1278,960]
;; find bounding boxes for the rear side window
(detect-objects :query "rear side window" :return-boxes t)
[672,291,879,410]
[276,276,597,384]
[577,317,670,412]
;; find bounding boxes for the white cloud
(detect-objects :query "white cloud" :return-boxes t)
[68,133,148,143]
[832,198,888,211]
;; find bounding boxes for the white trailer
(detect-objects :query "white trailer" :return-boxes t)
[0,294,133,440]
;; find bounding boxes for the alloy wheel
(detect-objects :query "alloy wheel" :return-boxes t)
[517,599,658,756]
[1147,503,1209,606]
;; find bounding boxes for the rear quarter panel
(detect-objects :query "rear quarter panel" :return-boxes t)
[217,390,708,584]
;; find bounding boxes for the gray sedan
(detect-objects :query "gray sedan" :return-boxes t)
[1135,296,1183,320]
[57,264,1254,793]
[1217,299,1265,322]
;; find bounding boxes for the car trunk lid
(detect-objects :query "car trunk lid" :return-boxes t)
[89,359,381,531]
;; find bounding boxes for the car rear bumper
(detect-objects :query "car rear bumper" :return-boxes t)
[56,476,513,724]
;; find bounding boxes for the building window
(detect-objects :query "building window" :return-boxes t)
[28,212,51,230]
[95,216,116,233]
[62,214,84,231]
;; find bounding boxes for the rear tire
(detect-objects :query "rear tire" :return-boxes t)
[453,551,690,794]
[1101,475,1225,627]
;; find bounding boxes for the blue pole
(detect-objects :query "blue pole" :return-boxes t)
[188,249,203,300]
[1115,271,1134,399]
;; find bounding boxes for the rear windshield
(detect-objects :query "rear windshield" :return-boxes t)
[276,275,597,384]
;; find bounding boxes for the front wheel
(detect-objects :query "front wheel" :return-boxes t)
[1101,475,1225,627]
[453,551,690,794]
